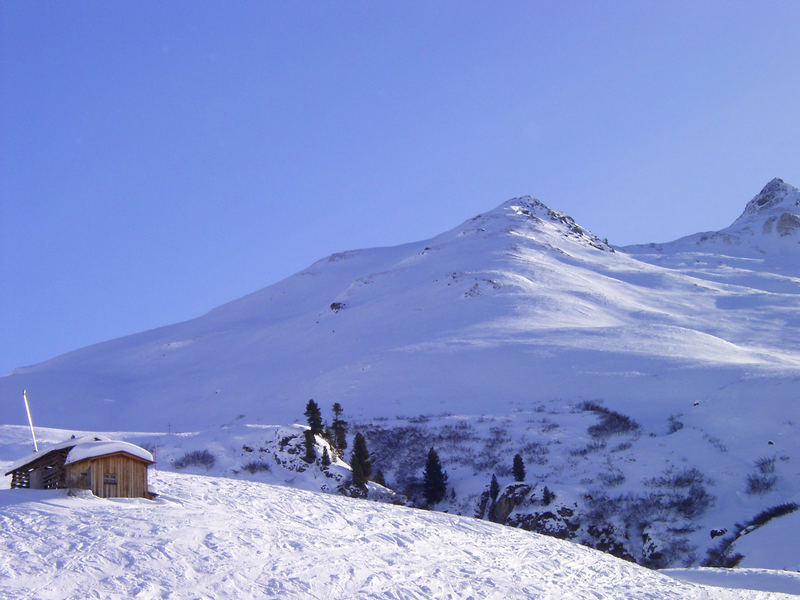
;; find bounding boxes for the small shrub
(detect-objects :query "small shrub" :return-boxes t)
[241,461,271,474]
[647,467,705,489]
[570,441,606,456]
[579,401,640,438]
[702,535,744,568]
[748,503,799,528]
[579,400,605,413]
[746,473,777,495]
[484,426,511,450]
[755,456,776,474]
[703,434,728,453]
[174,449,215,470]
[667,415,684,434]
[670,484,714,519]
[407,414,430,424]
[598,471,625,487]
[747,502,800,527]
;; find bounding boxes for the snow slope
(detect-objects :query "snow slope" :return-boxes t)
[2,409,797,574]
[0,470,794,600]
[2,184,799,433]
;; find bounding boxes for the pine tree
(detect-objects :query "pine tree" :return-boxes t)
[423,447,447,505]
[350,432,372,480]
[350,453,366,489]
[321,446,331,468]
[304,399,323,436]
[323,425,335,446]
[512,453,525,482]
[331,402,348,452]
[374,469,386,487]
[303,429,316,463]
[489,474,499,501]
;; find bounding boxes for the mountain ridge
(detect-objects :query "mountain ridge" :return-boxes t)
[2,179,799,431]
[625,178,800,259]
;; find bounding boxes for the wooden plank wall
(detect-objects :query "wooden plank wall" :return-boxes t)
[65,454,149,498]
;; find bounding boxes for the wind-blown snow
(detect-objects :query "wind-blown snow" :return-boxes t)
[0,470,793,600]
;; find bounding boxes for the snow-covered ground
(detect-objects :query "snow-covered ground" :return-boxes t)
[2,416,797,575]
[0,469,795,600]
[663,568,800,596]
[1,179,799,578]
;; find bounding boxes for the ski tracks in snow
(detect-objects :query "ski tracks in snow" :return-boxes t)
[0,472,794,599]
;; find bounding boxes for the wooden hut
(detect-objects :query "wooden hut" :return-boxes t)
[5,436,155,499]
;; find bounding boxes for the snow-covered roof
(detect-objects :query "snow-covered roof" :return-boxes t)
[65,440,153,465]
[5,435,152,473]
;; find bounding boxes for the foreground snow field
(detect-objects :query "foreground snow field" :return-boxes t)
[0,470,795,600]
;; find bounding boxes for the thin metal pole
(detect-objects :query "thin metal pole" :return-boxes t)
[23,390,38,453]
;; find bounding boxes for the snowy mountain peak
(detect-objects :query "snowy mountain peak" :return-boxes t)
[727,178,800,243]
[626,178,800,257]
[478,195,613,252]
[737,178,800,220]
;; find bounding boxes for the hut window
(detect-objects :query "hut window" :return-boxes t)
[103,473,117,485]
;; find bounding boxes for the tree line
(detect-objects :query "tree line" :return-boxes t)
[302,399,447,505]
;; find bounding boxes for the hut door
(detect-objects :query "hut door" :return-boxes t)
[29,469,44,489]
[103,473,118,497]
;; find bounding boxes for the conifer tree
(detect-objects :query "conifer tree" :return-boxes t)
[489,474,499,501]
[423,447,447,505]
[321,446,331,468]
[512,453,525,482]
[374,469,386,487]
[350,453,366,489]
[304,399,323,436]
[331,402,348,452]
[323,425,335,446]
[303,429,316,463]
[350,432,372,480]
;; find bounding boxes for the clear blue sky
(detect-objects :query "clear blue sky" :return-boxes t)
[2,2,799,375]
